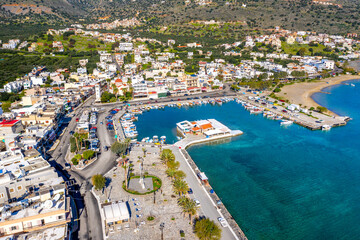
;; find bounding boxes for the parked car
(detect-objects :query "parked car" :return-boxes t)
[217,217,229,228]
[69,131,74,135]
[187,188,193,194]
[64,163,71,169]
[194,199,200,207]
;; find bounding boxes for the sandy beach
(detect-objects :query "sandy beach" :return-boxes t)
[276,75,360,115]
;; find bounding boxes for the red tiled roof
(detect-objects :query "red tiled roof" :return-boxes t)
[200,123,213,130]
[0,120,19,127]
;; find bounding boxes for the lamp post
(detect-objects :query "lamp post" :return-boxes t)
[160,222,165,240]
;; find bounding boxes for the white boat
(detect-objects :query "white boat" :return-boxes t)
[153,135,159,143]
[160,136,166,144]
[322,125,331,131]
[280,120,293,126]
[351,83,355,87]
[275,115,283,120]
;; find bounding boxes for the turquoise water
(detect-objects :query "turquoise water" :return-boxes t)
[136,79,360,240]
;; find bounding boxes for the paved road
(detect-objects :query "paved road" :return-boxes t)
[50,96,118,240]
[168,146,237,240]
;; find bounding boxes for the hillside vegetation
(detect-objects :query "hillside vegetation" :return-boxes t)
[1,0,360,37]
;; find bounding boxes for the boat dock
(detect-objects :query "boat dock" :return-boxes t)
[236,95,349,130]
[175,119,243,148]
[174,130,243,149]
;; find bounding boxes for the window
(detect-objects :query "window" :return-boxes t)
[9,188,14,193]
[10,226,18,231]
[0,193,4,198]
[57,215,63,220]
[17,186,22,191]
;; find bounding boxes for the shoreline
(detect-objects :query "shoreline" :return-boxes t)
[277,75,360,116]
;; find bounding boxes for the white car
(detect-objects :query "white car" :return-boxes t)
[194,199,201,207]
[217,217,229,228]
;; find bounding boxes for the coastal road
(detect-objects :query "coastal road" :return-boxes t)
[50,96,119,240]
[168,146,238,240]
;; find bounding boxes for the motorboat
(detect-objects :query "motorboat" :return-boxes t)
[280,120,293,126]
[322,125,331,131]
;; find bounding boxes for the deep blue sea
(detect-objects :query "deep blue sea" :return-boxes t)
[136,79,360,240]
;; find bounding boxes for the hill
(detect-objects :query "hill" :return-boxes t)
[1,0,359,36]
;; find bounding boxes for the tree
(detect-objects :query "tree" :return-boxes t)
[174,170,186,180]
[167,160,180,170]
[297,47,306,56]
[316,106,327,113]
[173,179,189,196]
[101,91,115,103]
[111,83,119,99]
[178,196,198,221]
[166,168,177,180]
[142,148,147,157]
[71,157,79,165]
[194,218,222,240]
[83,150,95,160]
[161,149,175,164]
[122,160,128,189]
[92,174,106,190]
[111,139,130,155]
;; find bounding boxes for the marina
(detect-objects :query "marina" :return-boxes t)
[132,82,360,239]
[118,94,349,143]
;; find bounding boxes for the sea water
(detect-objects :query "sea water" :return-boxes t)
[136,79,360,240]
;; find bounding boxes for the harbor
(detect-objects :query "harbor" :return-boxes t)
[107,92,353,240]
[116,94,350,143]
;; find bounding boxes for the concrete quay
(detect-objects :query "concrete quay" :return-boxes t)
[170,132,247,240]
[174,130,243,149]
[237,95,350,130]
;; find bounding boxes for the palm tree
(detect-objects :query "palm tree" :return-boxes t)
[167,160,180,170]
[160,149,175,164]
[194,218,222,240]
[122,160,128,190]
[142,148,146,157]
[174,170,186,180]
[165,168,177,180]
[173,179,188,196]
[178,197,198,221]
[112,83,119,99]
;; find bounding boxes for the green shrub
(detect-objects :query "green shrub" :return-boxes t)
[82,150,95,160]
[71,158,79,165]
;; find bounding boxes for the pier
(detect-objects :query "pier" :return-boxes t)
[236,95,349,130]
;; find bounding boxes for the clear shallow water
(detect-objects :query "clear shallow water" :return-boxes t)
[136,80,360,240]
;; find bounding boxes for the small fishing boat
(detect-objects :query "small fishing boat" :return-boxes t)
[351,83,355,87]
[160,136,166,144]
[322,125,331,131]
[280,120,293,126]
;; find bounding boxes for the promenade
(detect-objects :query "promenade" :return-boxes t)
[168,144,247,240]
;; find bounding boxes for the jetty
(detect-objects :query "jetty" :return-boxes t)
[236,95,350,130]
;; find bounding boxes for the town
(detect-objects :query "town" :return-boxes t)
[0,23,359,240]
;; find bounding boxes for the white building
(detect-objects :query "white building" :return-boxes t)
[95,84,102,102]
[119,42,133,51]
